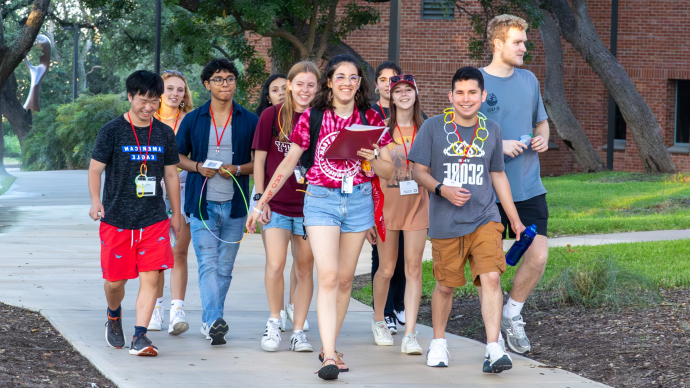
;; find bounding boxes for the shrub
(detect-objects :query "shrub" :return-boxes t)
[552,257,662,310]
[3,135,21,158]
[22,94,130,170]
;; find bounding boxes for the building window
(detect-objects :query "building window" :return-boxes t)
[422,0,454,20]
[614,104,627,140]
[675,80,690,145]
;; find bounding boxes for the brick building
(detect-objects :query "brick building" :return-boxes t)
[252,0,690,175]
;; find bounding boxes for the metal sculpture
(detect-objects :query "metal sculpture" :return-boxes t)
[22,34,52,113]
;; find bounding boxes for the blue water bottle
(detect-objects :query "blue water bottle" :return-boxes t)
[505,224,537,266]
[504,134,533,162]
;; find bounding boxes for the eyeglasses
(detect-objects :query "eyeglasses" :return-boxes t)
[164,70,186,78]
[333,75,361,85]
[210,77,237,86]
[390,74,415,84]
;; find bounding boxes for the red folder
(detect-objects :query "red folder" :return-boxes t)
[324,125,388,160]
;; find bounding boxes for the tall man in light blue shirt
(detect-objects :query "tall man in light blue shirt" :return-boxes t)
[478,14,550,356]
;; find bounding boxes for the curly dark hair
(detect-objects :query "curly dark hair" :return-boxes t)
[313,54,372,112]
[255,74,287,116]
[200,58,239,84]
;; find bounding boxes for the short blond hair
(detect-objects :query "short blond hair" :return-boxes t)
[487,14,527,52]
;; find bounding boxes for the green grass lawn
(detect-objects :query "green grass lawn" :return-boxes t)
[0,174,16,196]
[542,172,690,236]
[352,239,690,305]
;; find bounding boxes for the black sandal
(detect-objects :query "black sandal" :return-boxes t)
[317,357,339,380]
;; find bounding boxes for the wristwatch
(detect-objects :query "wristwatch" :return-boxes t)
[253,193,263,201]
[235,165,241,177]
[435,183,443,197]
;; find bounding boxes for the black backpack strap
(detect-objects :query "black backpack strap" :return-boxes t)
[360,109,369,125]
[271,105,278,138]
[298,108,324,176]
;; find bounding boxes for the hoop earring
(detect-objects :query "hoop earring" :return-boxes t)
[374,88,379,94]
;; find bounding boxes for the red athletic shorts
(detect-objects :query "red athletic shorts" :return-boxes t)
[99,219,174,282]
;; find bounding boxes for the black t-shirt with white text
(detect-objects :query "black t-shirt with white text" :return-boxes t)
[91,115,180,230]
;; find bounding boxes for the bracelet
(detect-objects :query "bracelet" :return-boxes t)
[252,207,264,215]
[374,149,378,160]
[196,162,200,173]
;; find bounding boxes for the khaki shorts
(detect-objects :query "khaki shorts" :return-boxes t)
[430,221,506,287]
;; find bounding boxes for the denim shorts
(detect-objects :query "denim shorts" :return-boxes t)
[303,182,374,233]
[263,211,305,236]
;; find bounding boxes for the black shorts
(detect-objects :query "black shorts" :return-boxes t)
[497,193,548,239]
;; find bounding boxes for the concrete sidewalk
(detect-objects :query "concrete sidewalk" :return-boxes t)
[0,171,645,387]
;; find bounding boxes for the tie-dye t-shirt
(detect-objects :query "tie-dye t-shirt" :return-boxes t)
[290,107,393,188]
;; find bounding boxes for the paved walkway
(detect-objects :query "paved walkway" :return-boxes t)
[4,171,682,387]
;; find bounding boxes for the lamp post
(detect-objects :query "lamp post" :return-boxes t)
[388,0,401,63]
[155,0,161,74]
[606,0,619,170]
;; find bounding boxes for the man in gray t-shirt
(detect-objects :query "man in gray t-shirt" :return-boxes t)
[409,67,524,373]
[478,14,552,358]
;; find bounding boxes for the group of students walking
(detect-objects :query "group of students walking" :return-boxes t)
[88,14,551,380]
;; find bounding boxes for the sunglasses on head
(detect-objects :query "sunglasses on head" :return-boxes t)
[164,70,186,78]
[390,74,415,84]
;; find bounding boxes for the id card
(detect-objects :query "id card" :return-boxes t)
[443,177,463,188]
[341,175,353,194]
[202,159,223,169]
[136,176,157,197]
[294,167,305,184]
[399,180,419,196]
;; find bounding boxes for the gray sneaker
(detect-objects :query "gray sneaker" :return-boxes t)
[501,314,531,354]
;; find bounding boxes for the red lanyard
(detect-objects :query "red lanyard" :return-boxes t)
[378,101,387,119]
[453,118,479,167]
[396,123,416,170]
[127,112,153,174]
[210,105,233,153]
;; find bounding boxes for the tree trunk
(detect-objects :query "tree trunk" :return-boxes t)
[542,0,676,173]
[0,0,51,90]
[539,10,604,172]
[0,85,7,176]
[79,33,93,92]
[1,73,32,144]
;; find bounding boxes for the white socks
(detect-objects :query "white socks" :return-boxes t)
[503,297,524,318]
[155,297,164,309]
[171,299,184,311]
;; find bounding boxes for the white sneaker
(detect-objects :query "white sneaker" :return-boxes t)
[394,309,406,326]
[371,319,394,346]
[261,318,281,352]
[200,323,211,340]
[285,302,309,331]
[426,338,450,367]
[279,310,287,332]
[147,306,163,331]
[290,330,313,352]
[168,306,189,335]
[484,342,513,373]
[401,332,423,355]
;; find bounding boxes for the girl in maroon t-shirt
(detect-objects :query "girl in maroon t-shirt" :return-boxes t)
[252,62,320,354]
[247,55,395,380]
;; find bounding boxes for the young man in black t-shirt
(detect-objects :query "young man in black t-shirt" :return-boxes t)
[88,70,181,357]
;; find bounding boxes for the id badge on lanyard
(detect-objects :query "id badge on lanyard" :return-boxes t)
[341,174,354,194]
[399,180,419,195]
[135,175,157,197]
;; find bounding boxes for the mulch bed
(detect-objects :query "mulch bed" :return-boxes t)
[0,302,116,387]
[352,274,690,388]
